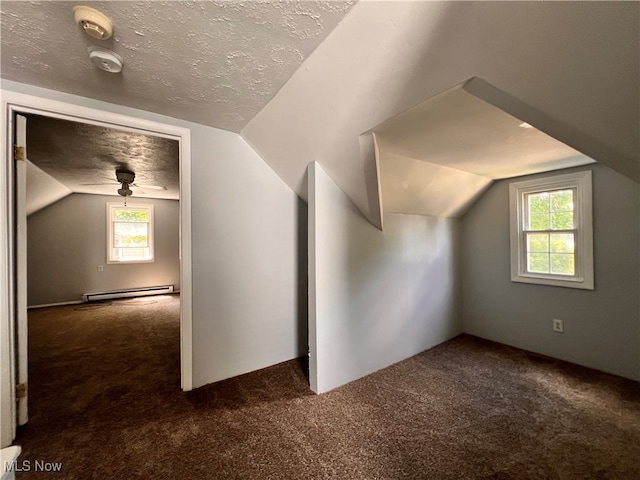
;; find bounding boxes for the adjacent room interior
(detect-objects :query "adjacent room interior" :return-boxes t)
[23,113,181,311]
[0,1,638,479]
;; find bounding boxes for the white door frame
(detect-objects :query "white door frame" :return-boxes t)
[0,89,193,445]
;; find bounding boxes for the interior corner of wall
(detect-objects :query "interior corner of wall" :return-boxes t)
[361,132,384,232]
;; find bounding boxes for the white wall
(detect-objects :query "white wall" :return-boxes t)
[309,162,461,393]
[1,81,306,399]
[461,164,640,381]
[27,194,179,306]
[190,128,307,387]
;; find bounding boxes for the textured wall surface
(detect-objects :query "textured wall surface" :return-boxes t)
[1,1,354,132]
[461,164,640,381]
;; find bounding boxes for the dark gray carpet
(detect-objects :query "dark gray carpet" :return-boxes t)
[15,294,640,479]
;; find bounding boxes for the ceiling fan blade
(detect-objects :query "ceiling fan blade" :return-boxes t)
[131,183,166,191]
[81,181,120,186]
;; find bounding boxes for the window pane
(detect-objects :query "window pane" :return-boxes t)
[108,203,154,264]
[114,209,149,222]
[527,233,549,253]
[550,233,574,253]
[529,213,550,230]
[115,236,148,247]
[114,222,148,247]
[550,189,574,213]
[551,254,575,275]
[511,171,592,288]
[528,253,549,273]
[528,192,549,214]
[112,247,151,261]
[121,247,149,260]
[114,223,148,236]
[551,212,574,230]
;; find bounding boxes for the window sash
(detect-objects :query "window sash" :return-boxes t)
[523,187,576,231]
[523,229,576,276]
[509,170,593,290]
[111,246,152,261]
[521,187,578,279]
[114,222,149,247]
[107,203,154,263]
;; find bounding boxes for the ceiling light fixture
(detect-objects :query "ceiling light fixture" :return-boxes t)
[118,183,133,198]
[88,46,123,73]
[73,6,114,40]
[116,169,135,205]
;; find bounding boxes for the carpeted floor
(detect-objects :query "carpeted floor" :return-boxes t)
[14,294,640,479]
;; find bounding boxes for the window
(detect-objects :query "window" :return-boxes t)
[107,203,154,263]
[509,171,593,289]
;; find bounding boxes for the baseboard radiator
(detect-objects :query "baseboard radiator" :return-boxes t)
[82,285,174,302]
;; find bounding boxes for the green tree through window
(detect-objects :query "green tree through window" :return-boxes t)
[509,170,593,290]
[525,189,575,276]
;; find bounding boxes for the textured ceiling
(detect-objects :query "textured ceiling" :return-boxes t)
[1,0,355,132]
[3,1,637,226]
[24,113,180,201]
[243,1,638,226]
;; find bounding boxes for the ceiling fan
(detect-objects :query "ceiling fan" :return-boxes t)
[82,168,166,198]
[115,169,136,199]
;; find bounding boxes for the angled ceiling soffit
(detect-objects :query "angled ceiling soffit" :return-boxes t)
[371,78,597,222]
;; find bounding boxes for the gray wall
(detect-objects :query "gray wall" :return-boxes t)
[309,162,461,393]
[27,194,180,306]
[461,164,640,381]
[3,80,306,392]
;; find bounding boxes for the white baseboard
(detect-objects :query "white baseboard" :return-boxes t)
[27,300,84,310]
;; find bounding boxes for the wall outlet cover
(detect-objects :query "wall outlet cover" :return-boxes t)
[553,319,564,333]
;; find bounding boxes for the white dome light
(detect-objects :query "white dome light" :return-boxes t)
[88,47,124,73]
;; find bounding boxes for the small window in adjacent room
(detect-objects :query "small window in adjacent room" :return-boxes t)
[509,170,593,289]
[107,203,154,263]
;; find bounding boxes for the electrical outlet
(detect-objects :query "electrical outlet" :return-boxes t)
[553,318,564,333]
[97,265,104,272]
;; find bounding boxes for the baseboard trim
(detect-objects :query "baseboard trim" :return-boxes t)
[28,300,84,310]
[28,291,180,310]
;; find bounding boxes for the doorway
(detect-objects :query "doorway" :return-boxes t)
[1,88,193,446]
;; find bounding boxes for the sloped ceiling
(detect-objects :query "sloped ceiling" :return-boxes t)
[375,86,589,181]
[375,83,595,218]
[1,1,355,132]
[2,1,638,226]
[25,160,72,216]
[23,113,180,209]
[243,1,638,227]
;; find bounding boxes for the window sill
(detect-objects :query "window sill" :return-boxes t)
[107,259,155,265]
[511,273,593,290]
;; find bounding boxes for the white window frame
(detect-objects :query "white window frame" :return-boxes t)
[107,203,155,264]
[509,170,593,290]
